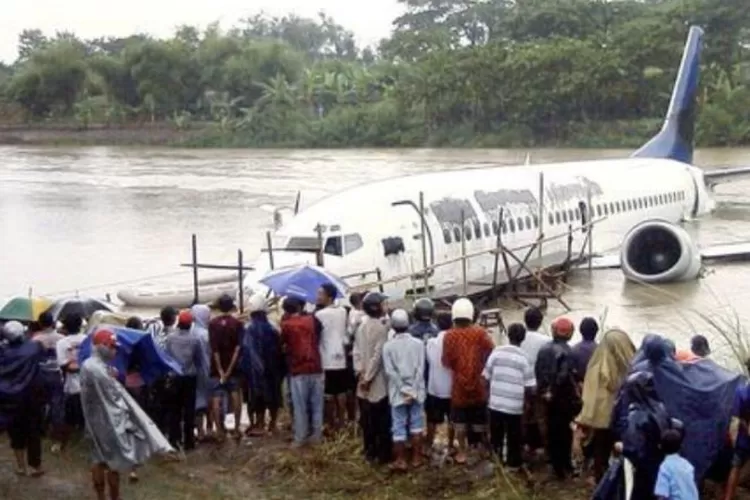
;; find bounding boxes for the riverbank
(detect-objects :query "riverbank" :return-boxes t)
[0,118,665,149]
[0,432,592,500]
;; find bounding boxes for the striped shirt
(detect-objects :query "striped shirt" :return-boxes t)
[482,345,536,415]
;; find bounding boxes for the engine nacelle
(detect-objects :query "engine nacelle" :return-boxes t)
[619,219,702,284]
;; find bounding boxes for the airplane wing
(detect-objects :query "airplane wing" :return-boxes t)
[702,166,750,186]
[581,241,750,270]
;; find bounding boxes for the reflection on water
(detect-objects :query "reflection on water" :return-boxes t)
[2,145,750,360]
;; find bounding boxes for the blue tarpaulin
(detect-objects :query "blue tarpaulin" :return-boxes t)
[620,334,743,481]
[78,324,182,384]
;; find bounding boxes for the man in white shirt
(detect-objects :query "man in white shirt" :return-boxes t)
[483,323,536,469]
[520,306,549,456]
[55,313,87,449]
[424,318,454,454]
[315,283,350,431]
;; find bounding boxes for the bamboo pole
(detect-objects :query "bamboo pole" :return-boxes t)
[238,249,245,314]
[491,208,503,303]
[315,223,324,267]
[587,187,593,273]
[191,234,199,305]
[266,231,275,270]
[419,191,429,294]
[461,209,468,296]
[537,172,544,271]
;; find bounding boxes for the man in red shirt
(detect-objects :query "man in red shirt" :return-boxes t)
[442,298,494,464]
[281,296,324,447]
[208,294,244,440]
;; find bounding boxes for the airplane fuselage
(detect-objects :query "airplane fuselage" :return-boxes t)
[250,158,714,299]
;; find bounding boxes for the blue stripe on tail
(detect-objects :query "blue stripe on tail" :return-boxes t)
[632,26,704,165]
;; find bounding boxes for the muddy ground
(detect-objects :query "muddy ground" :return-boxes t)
[0,430,744,499]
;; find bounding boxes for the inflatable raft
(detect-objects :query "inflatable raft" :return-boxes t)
[117,281,241,309]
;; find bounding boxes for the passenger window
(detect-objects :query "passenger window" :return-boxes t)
[638,198,643,209]
[381,236,404,257]
[473,221,481,239]
[596,205,601,217]
[604,204,609,216]
[562,211,568,223]
[453,227,461,242]
[609,202,615,214]
[324,236,343,256]
[502,220,508,234]
[626,200,632,211]
[344,233,364,253]
[517,217,524,231]
[443,229,452,244]
[532,215,538,228]
[509,218,516,232]
[465,224,472,241]
[555,212,561,224]
[548,213,554,225]
[492,220,499,235]
[483,222,490,238]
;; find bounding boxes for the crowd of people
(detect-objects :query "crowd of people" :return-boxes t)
[2,283,750,500]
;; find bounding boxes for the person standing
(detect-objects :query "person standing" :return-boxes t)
[1,321,45,477]
[315,283,350,431]
[354,292,391,464]
[281,296,324,447]
[571,317,599,381]
[690,335,711,358]
[383,309,427,472]
[535,317,580,479]
[723,358,750,500]
[55,313,87,449]
[209,294,244,441]
[442,298,494,465]
[424,312,454,455]
[164,310,202,451]
[243,294,285,435]
[190,304,214,442]
[31,312,65,451]
[482,323,536,469]
[520,306,549,457]
[345,292,366,423]
[654,429,700,500]
[145,306,178,432]
[81,329,173,500]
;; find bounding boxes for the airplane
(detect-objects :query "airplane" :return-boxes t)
[249,25,750,301]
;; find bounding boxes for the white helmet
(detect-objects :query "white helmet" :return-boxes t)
[451,298,474,322]
[247,293,267,313]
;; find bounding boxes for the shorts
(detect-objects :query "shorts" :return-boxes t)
[451,404,487,431]
[425,395,451,424]
[210,376,241,397]
[324,369,350,396]
[64,393,85,429]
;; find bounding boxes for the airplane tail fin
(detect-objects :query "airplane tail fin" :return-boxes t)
[631,26,704,165]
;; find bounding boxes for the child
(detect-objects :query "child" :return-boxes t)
[383,309,426,472]
[654,429,699,500]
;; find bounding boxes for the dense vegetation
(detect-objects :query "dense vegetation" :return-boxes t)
[0,0,749,148]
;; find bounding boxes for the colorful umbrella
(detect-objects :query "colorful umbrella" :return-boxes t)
[0,296,52,322]
[44,297,114,322]
[259,264,349,304]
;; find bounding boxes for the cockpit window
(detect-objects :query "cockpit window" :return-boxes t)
[324,236,343,256]
[285,236,320,252]
[344,233,363,253]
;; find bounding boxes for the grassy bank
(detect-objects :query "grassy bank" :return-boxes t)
[0,118,663,149]
[0,431,593,500]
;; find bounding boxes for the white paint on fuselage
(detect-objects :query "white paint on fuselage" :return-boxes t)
[251,157,713,299]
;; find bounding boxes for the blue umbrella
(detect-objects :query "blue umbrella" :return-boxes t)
[78,324,182,384]
[259,264,349,304]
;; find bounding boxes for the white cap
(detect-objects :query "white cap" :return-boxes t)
[390,309,410,330]
[451,298,474,321]
[2,321,25,342]
[247,293,267,313]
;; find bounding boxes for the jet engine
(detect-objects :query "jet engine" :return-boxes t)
[619,219,702,284]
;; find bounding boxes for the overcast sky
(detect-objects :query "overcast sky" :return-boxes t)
[2,1,405,63]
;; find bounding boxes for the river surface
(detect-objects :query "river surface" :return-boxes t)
[3,146,750,361]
